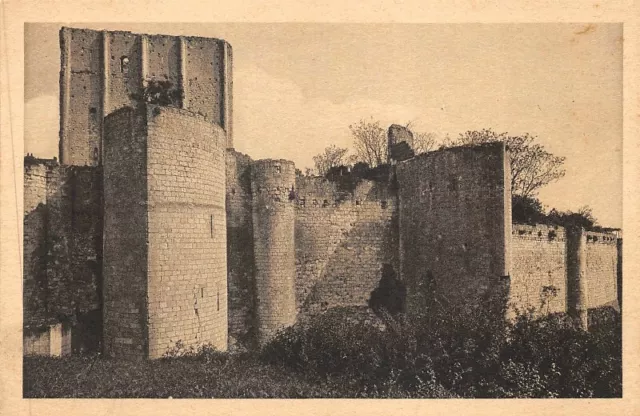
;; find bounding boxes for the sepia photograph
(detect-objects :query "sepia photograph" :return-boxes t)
[18,21,624,400]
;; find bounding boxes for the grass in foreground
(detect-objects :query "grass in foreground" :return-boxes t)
[23,351,453,398]
[24,304,621,398]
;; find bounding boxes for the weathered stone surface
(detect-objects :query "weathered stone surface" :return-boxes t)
[251,159,297,345]
[102,104,227,359]
[397,142,511,314]
[59,27,233,166]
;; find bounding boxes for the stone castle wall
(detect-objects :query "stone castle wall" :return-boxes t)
[23,160,102,355]
[510,224,568,314]
[102,107,150,358]
[102,105,228,358]
[59,27,233,166]
[24,27,623,358]
[24,163,49,329]
[509,224,620,317]
[146,105,228,357]
[396,143,511,312]
[294,176,398,318]
[225,150,256,348]
[584,231,619,309]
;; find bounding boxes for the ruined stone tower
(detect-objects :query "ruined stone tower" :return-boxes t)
[55,27,234,358]
[59,27,233,166]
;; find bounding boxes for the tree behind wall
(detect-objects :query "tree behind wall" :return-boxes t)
[350,119,387,167]
[445,129,566,198]
[313,145,350,176]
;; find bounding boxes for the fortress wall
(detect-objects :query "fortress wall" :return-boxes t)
[584,231,619,309]
[60,28,103,166]
[295,175,342,201]
[105,31,142,114]
[183,38,226,128]
[251,159,297,344]
[294,198,397,318]
[397,143,510,311]
[225,150,255,347]
[60,27,234,167]
[146,105,228,357]
[23,163,49,328]
[293,176,398,317]
[103,107,150,358]
[146,35,181,87]
[45,166,102,321]
[23,160,103,354]
[510,224,567,314]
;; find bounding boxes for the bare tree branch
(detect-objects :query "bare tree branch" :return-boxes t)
[312,145,350,176]
[450,129,566,198]
[350,118,387,167]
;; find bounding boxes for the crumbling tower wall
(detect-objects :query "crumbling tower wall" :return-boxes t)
[60,27,233,166]
[251,159,297,344]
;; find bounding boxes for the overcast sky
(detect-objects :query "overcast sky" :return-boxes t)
[24,23,622,228]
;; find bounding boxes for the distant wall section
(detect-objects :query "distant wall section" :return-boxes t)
[584,231,619,309]
[510,224,567,314]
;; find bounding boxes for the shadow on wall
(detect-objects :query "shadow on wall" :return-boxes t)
[296,217,397,317]
[369,264,406,316]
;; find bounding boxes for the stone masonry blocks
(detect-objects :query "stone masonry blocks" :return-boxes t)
[397,142,510,313]
[251,159,297,345]
[146,105,228,358]
[59,27,233,166]
[103,104,227,359]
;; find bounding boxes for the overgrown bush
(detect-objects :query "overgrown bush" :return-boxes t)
[261,292,622,398]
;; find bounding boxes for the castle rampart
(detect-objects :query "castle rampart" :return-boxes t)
[510,224,568,314]
[293,176,398,318]
[510,224,620,322]
[396,142,511,313]
[23,159,102,355]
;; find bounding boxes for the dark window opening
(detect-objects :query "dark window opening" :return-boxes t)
[120,56,130,74]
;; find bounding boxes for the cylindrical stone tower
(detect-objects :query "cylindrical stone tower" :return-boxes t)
[251,159,297,345]
[566,226,588,330]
